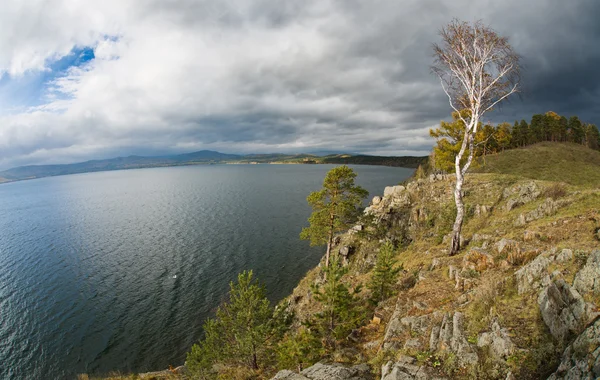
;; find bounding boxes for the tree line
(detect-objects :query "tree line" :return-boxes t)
[429,110,600,173]
[481,111,599,153]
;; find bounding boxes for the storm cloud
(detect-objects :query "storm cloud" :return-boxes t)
[0,0,598,168]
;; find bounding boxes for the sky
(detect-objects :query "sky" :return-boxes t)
[0,0,599,169]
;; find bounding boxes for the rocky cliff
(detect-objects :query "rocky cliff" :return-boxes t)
[273,170,600,380]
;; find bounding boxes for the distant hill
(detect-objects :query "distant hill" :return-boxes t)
[475,142,600,187]
[0,150,427,183]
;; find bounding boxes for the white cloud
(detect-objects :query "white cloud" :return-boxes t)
[0,0,598,169]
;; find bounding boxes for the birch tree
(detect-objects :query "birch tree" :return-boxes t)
[431,19,520,255]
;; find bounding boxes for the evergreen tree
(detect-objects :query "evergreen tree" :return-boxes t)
[568,116,584,144]
[529,114,544,144]
[300,166,368,268]
[430,110,486,171]
[187,271,280,377]
[495,122,512,151]
[309,256,365,348]
[545,111,562,142]
[584,124,600,150]
[368,241,402,305]
[477,123,497,155]
[558,116,568,142]
[518,120,529,147]
[511,121,521,148]
[276,328,324,373]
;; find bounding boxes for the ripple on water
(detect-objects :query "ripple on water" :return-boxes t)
[0,164,413,379]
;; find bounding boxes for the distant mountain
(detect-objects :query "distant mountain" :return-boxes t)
[0,150,427,183]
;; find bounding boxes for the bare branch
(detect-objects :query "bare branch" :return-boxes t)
[430,19,520,256]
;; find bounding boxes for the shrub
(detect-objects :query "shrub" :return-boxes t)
[543,183,567,200]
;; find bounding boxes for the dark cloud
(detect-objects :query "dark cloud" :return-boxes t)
[0,0,598,169]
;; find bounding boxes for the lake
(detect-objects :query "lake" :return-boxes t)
[0,164,413,379]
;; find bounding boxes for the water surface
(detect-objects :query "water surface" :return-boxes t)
[0,164,413,379]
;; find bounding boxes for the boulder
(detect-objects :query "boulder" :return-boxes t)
[339,246,355,266]
[271,363,373,380]
[381,357,446,380]
[429,258,441,271]
[573,250,600,295]
[556,249,574,263]
[495,239,520,256]
[429,312,478,366]
[384,186,405,198]
[547,318,600,380]
[514,253,551,294]
[372,196,382,206]
[504,181,541,211]
[477,320,516,360]
[538,279,596,345]
[271,370,311,380]
[474,204,492,217]
[383,311,440,351]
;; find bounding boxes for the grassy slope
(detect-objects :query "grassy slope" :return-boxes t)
[474,142,600,187]
[285,143,600,379]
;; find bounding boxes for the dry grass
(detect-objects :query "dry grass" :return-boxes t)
[475,142,600,188]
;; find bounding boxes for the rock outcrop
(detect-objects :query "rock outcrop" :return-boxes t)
[503,181,540,211]
[573,249,600,295]
[271,363,372,380]
[381,356,446,380]
[547,318,600,380]
[538,279,595,344]
[477,320,516,360]
[514,252,552,294]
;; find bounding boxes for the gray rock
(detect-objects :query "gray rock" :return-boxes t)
[429,258,441,271]
[474,204,492,217]
[556,249,574,263]
[298,362,372,380]
[515,198,565,226]
[495,239,520,255]
[546,318,600,380]
[271,370,311,379]
[504,182,541,211]
[514,253,551,294]
[477,320,516,360]
[429,312,478,366]
[381,358,446,380]
[383,305,405,350]
[573,250,600,295]
[538,279,595,345]
[403,338,423,351]
[384,186,406,198]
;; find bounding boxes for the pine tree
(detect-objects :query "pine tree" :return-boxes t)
[558,116,568,142]
[429,110,486,172]
[309,256,365,348]
[276,328,324,373]
[518,120,529,147]
[368,241,402,305]
[568,116,584,144]
[584,124,600,150]
[511,121,521,148]
[186,271,279,376]
[495,122,512,151]
[529,114,544,144]
[300,166,368,268]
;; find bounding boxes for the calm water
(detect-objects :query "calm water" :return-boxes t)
[0,164,413,379]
